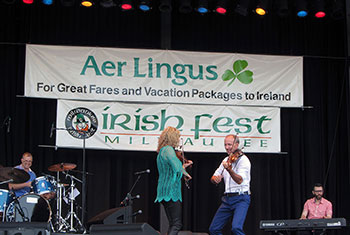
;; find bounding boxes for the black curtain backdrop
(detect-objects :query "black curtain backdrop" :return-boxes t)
[0,1,349,235]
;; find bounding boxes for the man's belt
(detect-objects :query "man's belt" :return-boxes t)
[224,191,249,196]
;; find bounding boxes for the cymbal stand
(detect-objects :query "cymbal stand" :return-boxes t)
[54,171,70,232]
[0,179,13,185]
[63,172,85,233]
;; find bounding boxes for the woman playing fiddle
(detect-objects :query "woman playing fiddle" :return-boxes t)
[155,126,192,235]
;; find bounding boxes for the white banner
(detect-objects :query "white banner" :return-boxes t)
[56,100,281,153]
[26,44,303,107]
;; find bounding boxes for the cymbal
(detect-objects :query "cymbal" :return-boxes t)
[48,163,76,172]
[0,167,30,184]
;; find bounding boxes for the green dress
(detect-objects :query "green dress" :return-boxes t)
[155,145,185,203]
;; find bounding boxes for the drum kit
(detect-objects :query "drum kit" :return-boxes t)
[0,163,85,233]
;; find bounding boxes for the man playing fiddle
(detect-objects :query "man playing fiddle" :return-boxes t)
[209,134,251,235]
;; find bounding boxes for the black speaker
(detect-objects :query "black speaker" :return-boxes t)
[90,223,158,235]
[87,206,132,227]
[0,222,49,235]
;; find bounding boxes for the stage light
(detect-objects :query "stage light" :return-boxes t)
[23,0,34,4]
[139,0,151,11]
[330,0,344,20]
[255,7,265,16]
[295,0,308,17]
[120,0,133,10]
[81,0,93,7]
[42,0,53,5]
[315,11,325,18]
[159,0,172,12]
[197,7,208,14]
[61,0,75,6]
[215,0,228,15]
[297,10,307,17]
[100,0,116,7]
[314,0,326,18]
[196,0,209,14]
[179,0,192,13]
[275,0,288,17]
[255,0,270,16]
[234,0,250,16]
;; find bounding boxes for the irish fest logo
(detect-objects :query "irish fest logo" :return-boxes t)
[65,107,98,139]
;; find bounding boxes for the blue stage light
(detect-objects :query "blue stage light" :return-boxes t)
[139,0,151,11]
[295,0,308,18]
[139,4,150,11]
[297,10,308,17]
[42,0,53,4]
[197,7,208,13]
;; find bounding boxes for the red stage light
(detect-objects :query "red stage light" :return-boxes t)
[315,11,326,18]
[23,0,34,4]
[216,7,226,14]
[121,3,132,10]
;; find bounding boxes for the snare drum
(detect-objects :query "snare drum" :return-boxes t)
[0,189,12,212]
[5,193,52,222]
[33,176,55,195]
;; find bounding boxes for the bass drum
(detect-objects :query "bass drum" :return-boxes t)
[6,193,51,222]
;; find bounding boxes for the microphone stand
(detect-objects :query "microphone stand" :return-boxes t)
[119,174,142,224]
[50,126,87,232]
[82,130,87,228]
[1,116,11,133]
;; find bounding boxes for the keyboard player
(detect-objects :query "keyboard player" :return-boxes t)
[299,183,333,235]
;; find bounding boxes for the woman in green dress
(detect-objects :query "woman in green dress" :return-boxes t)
[155,126,192,235]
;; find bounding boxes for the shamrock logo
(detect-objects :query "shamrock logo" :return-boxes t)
[222,60,254,86]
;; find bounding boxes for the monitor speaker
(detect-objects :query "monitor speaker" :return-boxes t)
[90,223,158,235]
[0,222,49,235]
[87,206,132,228]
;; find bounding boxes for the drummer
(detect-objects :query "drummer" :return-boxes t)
[8,152,36,197]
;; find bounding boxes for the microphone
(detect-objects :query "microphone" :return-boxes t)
[50,123,55,138]
[132,210,142,216]
[134,169,150,175]
[7,117,11,133]
[120,194,140,206]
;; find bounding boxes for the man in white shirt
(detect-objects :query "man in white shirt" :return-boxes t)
[209,135,251,235]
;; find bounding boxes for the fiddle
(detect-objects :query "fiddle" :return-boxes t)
[227,148,244,164]
[175,150,192,169]
[174,146,192,189]
[222,148,244,172]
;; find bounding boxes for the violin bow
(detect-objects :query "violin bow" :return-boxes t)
[180,138,190,189]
